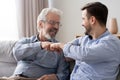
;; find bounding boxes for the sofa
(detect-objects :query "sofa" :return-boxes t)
[0,40,17,77]
[0,40,120,80]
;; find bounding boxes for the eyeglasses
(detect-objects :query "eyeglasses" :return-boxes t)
[42,20,62,27]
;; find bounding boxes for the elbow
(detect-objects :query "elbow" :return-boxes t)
[12,47,21,61]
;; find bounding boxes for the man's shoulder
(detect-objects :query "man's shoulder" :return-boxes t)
[102,34,119,41]
[17,35,37,43]
[100,34,120,46]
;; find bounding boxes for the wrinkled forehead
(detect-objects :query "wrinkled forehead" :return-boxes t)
[46,12,60,21]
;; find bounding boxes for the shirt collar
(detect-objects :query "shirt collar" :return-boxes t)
[32,35,39,42]
[97,30,110,39]
[87,29,111,40]
[33,34,56,42]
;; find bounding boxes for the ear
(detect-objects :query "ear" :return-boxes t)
[38,20,44,28]
[90,16,96,24]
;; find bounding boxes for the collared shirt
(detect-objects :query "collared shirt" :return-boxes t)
[63,31,120,80]
[13,35,69,80]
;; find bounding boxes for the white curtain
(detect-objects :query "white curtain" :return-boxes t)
[0,0,18,40]
[16,0,48,39]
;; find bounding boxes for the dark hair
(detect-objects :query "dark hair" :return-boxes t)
[81,2,108,26]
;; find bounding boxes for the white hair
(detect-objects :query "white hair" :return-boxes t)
[37,8,63,32]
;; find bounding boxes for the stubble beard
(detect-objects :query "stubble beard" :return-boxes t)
[85,25,93,39]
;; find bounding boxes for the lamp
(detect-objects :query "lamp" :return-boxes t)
[108,18,118,34]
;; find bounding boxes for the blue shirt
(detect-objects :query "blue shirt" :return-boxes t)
[13,35,69,80]
[63,31,120,80]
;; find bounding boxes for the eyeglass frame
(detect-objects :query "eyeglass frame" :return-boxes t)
[41,20,62,27]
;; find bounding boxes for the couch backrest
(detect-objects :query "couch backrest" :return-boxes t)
[0,40,17,63]
[0,40,17,77]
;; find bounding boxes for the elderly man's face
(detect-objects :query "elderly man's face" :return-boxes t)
[41,12,60,39]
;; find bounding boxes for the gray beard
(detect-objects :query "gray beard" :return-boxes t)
[44,33,52,40]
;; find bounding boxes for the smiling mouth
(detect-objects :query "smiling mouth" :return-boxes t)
[50,29,57,34]
[51,31,56,35]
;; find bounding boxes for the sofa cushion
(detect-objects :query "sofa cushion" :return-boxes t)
[0,40,17,63]
[0,62,16,77]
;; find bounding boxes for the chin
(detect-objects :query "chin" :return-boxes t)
[45,34,52,40]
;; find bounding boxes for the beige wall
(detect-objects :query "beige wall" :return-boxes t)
[49,0,120,42]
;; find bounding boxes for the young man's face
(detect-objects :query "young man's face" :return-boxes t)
[41,12,60,39]
[82,10,92,35]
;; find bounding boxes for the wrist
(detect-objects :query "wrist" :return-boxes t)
[40,42,43,49]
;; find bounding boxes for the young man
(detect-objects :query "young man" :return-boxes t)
[44,2,120,80]
[0,8,69,80]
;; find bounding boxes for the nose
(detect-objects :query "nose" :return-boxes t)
[54,23,59,29]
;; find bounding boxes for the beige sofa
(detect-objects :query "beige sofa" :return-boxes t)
[0,40,120,80]
[0,40,16,77]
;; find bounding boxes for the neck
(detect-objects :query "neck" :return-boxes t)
[91,25,106,40]
[38,32,48,41]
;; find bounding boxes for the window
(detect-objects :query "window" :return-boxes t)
[0,0,18,40]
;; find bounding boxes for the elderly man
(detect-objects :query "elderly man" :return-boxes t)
[0,8,69,80]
